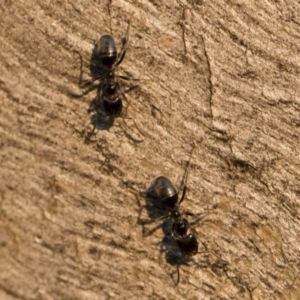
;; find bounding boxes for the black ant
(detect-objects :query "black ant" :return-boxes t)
[139,146,196,235]
[139,147,227,284]
[82,15,143,141]
[138,146,202,283]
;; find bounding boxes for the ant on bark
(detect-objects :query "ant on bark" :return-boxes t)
[138,146,199,284]
[76,15,143,141]
[139,146,198,236]
[138,146,227,284]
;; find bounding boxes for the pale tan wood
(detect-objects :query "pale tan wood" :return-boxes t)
[0,1,299,299]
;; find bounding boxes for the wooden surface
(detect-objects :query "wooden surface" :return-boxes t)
[0,1,300,299]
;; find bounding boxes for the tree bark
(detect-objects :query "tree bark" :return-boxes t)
[0,0,299,299]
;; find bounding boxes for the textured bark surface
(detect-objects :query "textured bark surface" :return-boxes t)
[0,1,300,299]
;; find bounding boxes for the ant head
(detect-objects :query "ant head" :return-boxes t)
[151,176,179,210]
[97,34,117,67]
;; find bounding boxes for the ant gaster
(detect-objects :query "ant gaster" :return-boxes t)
[87,15,143,140]
[173,232,198,285]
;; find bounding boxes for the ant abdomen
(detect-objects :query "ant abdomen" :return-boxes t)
[176,234,198,257]
[97,34,117,66]
[102,97,123,118]
[152,176,178,209]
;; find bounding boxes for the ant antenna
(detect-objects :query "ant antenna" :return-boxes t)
[179,145,195,204]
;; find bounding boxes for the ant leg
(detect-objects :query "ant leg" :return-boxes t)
[75,83,99,99]
[69,52,100,99]
[142,223,163,237]
[184,211,209,227]
[123,117,144,140]
[137,205,169,237]
[176,264,181,286]
[194,249,228,271]
[86,124,97,139]
[119,74,149,93]
[86,112,112,140]
[118,76,140,98]
[117,87,144,142]
[175,250,213,286]
[138,214,169,225]
[208,250,228,266]
[189,232,227,266]
[119,75,141,84]
[80,70,103,90]
[175,255,187,286]
[123,85,139,95]
[76,51,103,89]
[117,81,135,109]
[73,50,90,88]
[118,89,143,139]
[116,48,127,67]
[137,203,169,225]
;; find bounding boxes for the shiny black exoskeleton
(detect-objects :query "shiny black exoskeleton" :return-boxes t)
[97,70,123,118]
[152,176,179,209]
[95,26,128,119]
[144,147,194,237]
[176,233,198,256]
[88,16,143,139]
[97,32,127,68]
[173,232,199,285]
[149,146,194,213]
[140,146,199,284]
[91,18,130,122]
[97,34,118,67]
